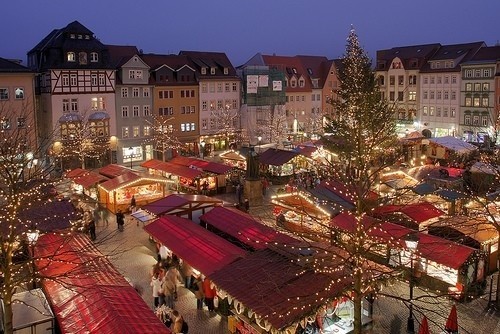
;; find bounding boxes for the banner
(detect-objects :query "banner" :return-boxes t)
[272,80,282,91]
[247,75,258,94]
[258,75,269,87]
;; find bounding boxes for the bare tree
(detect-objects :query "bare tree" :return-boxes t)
[210,103,239,149]
[257,104,287,147]
[144,115,182,161]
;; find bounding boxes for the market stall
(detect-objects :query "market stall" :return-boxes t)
[139,193,223,223]
[258,148,299,179]
[371,202,445,231]
[331,213,485,293]
[141,159,203,193]
[97,171,174,213]
[271,191,332,237]
[200,206,298,251]
[65,168,108,201]
[34,233,171,334]
[219,150,246,170]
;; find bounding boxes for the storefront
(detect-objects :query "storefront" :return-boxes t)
[97,171,174,213]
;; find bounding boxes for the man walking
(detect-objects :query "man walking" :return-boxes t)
[116,209,125,231]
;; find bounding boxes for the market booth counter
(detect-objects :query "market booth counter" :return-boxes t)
[97,171,174,213]
[331,213,486,295]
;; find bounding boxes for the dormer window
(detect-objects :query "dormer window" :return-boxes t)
[201,68,207,75]
[79,52,87,65]
[85,35,90,40]
[291,79,297,88]
[90,52,98,62]
[78,35,82,39]
[299,79,305,87]
[224,68,228,75]
[67,52,76,62]
[70,34,75,39]
[292,68,297,74]
[210,67,216,75]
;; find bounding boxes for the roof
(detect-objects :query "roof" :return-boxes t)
[261,54,312,92]
[380,171,419,190]
[34,233,170,334]
[98,164,131,178]
[219,150,246,162]
[143,215,246,276]
[434,188,468,201]
[106,45,139,67]
[179,50,238,78]
[69,170,108,188]
[141,193,222,216]
[0,57,32,72]
[98,172,172,192]
[271,192,333,218]
[331,213,476,269]
[16,199,79,232]
[371,202,445,224]
[411,182,436,196]
[200,206,298,250]
[376,43,441,71]
[431,216,498,245]
[428,136,477,154]
[258,148,298,166]
[169,156,232,175]
[210,248,350,330]
[141,159,203,179]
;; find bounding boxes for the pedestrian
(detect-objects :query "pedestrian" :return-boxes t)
[161,274,176,309]
[150,272,162,308]
[261,177,269,196]
[202,277,217,312]
[88,219,96,241]
[116,209,125,231]
[166,265,182,300]
[180,260,193,289]
[244,198,249,213]
[130,195,136,210]
[193,275,205,310]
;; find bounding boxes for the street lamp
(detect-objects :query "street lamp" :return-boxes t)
[200,140,206,159]
[405,232,420,334]
[127,147,134,169]
[257,136,262,153]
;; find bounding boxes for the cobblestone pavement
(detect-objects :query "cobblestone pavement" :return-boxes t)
[77,180,500,334]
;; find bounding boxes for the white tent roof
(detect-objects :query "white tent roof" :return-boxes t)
[429,136,477,154]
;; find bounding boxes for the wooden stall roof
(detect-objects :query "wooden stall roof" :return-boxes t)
[141,193,222,216]
[98,164,131,178]
[98,172,172,192]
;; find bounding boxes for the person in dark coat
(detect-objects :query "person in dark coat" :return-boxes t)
[116,210,125,231]
[88,219,96,241]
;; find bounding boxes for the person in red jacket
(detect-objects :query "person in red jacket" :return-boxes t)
[202,276,217,312]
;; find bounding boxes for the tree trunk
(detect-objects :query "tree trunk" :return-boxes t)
[353,270,363,334]
[496,237,500,309]
[2,248,15,334]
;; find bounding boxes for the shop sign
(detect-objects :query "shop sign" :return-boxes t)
[235,319,262,334]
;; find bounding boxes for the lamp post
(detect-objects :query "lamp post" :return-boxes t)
[127,147,134,169]
[200,140,206,159]
[27,229,40,289]
[257,136,262,153]
[405,232,419,334]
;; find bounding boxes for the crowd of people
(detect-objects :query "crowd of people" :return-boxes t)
[150,245,219,333]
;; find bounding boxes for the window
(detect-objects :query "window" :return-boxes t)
[444,76,449,84]
[62,75,69,86]
[225,83,230,92]
[70,99,78,112]
[0,88,9,100]
[423,91,428,99]
[121,88,128,98]
[465,83,472,92]
[484,69,491,77]
[202,83,208,93]
[17,117,26,128]
[67,52,75,62]
[398,91,404,101]
[316,94,320,101]
[202,119,207,129]
[474,69,481,77]
[79,52,87,65]
[451,108,456,117]
[232,82,237,92]
[301,96,305,102]
[290,96,294,102]
[122,127,129,138]
[465,69,473,78]
[473,115,479,125]
[398,76,404,85]
[437,91,442,99]
[132,88,140,97]
[423,77,428,85]
[70,74,77,86]
[201,68,207,75]
[474,83,481,92]
[62,99,69,112]
[451,76,457,84]
[159,90,173,99]
[210,101,215,110]
[482,116,488,127]
[429,107,435,116]
[143,126,151,136]
[312,94,316,102]
[437,76,442,84]
[216,83,222,93]
[217,100,223,109]
[232,99,238,109]
[437,108,441,117]
[443,107,449,117]
[143,87,150,97]
[210,67,216,75]
[135,70,143,79]
[90,52,98,62]
[291,79,296,88]
[129,70,135,79]
[473,97,480,107]
[224,68,228,75]
[451,91,456,100]
[430,91,435,99]
[181,123,186,132]
[464,115,471,125]
[299,79,305,87]
[143,105,150,116]
[133,126,140,137]
[91,74,98,86]
[1,118,11,130]
[482,97,489,106]
[133,106,139,117]
[14,87,24,99]
[389,92,395,101]
[202,101,208,110]
[99,74,105,86]
[122,106,129,117]
[389,76,395,86]
[91,97,105,110]
[430,77,435,84]
[378,76,385,86]
[444,91,449,100]
[482,83,490,91]
[408,91,416,101]
[465,97,472,106]
[408,75,417,85]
